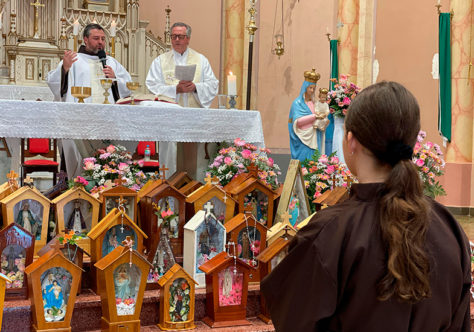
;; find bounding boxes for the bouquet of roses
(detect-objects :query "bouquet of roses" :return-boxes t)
[413,131,446,198]
[81,144,148,193]
[327,74,360,118]
[302,150,354,212]
[206,138,281,190]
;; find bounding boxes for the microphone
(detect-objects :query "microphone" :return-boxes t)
[97,50,107,68]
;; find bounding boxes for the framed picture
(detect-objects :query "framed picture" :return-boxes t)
[274,159,311,228]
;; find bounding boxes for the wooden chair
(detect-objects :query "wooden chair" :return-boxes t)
[20,138,59,186]
[133,141,160,173]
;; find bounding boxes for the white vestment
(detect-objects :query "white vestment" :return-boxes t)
[145,48,218,175]
[47,52,132,178]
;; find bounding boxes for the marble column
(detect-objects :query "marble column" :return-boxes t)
[223,0,245,109]
[337,0,360,84]
[446,0,474,164]
[356,0,375,89]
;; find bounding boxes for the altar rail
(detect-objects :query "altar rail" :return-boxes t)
[0,99,265,145]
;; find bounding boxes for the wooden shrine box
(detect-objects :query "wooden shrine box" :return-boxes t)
[0,173,19,202]
[37,235,88,294]
[0,273,11,328]
[256,237,291,323]
[179,181,203,197]
[137,178,163,202]
[186,182,237,224]
[25,248,82,332]
[183,210,227,288]
[199,251,252,328]
[88,208,147,293]
[101,185,138,223]
[296,212,316,231]
[224,167,278,228]
[168,171,196,191]
[0,223,34,299]
[158,263,198,330]
[140,182,186,259]
[313,186,349,211]
[274,159,311,228]
[52,186,101,254]
[94,245,152,332]
[0,186,51,255]
[266,212,297,246]
[224,213,266,282]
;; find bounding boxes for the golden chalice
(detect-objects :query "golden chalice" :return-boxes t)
[126,81,140,105]
[71,86,91,103]
[100,78,114,104]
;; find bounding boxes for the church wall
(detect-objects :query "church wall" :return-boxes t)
[256,0,336,152]
[139,0,222,108]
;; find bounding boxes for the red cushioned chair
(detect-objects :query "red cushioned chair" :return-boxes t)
[21,138,59,186]
[134,141,160,174]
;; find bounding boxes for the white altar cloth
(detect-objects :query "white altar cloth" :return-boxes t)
[0,99,265,145]
[0,85,54,101]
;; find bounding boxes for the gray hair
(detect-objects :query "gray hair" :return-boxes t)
[83,23,104,38]
[171,22,192,38]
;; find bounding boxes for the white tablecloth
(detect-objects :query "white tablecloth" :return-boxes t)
[0,84,54,101]
[0,99,265,144]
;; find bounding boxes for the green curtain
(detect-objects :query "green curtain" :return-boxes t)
[325,39,339,154]
[438,13,451,142]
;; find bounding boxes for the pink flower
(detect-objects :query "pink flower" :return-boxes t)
[234,138,246,147]
[224,157,233,165]
[319,155,328,164]
[118,162,129,171]
[415,159,425,167]
[266,157,274,167]
[329,156,340,164]
[326,165,335,174]
[166,209,173,217]
[241,149,252,159]
[301,167,308,176]
[342,96,351,105]
[137,159,144,167]
[106,144,116,153]
[99,152,111,160]
[83,161,95,170]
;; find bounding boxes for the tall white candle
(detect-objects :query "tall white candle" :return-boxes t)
[227,72,237,96]
[437,0,440,5]
[73,19,79,36]
[110,20,116,37]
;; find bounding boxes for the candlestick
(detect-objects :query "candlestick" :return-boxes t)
[227,72,237,96]
[73,19,79,36]
[110,20,116,37]
[111,36,115,58]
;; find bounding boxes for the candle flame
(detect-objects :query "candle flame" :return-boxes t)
[229,71,233,76]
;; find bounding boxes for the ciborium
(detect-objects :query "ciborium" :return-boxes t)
[100,78,114,104]
[126,81,140,105]
[71,86,91,103]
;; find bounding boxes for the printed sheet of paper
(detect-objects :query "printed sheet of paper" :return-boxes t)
[175,64,196,81]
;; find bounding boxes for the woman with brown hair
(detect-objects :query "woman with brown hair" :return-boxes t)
[261,81,471,331]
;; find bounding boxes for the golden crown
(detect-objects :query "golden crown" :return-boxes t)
[304,68,321,83]
[319,88,329,94]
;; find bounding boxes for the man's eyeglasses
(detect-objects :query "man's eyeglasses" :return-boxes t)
[171,34,188,41]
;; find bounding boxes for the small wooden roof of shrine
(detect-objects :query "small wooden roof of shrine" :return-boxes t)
[0,272,11,284]
[313,187,349,206]
[137,178,163,201]
[24,247,84,275]
[224,176,278,198]
[37,235,90,257]
[51,186,101,205]
[168,171,194,188]
[158,263,198,287]
[256,237,291,264]
[100,184,137,196]
[198,251,251,275]
[94,245,152,271]
[87,208,148,240]
[144,182,187,200]
[224,213,265,234]
[0,185,51,205]
[296,212,317,230]
[267,211,296,239]
[0,180,18,198]
[0,222,34,244]
[186,183,236,204]
[179,180,203,196]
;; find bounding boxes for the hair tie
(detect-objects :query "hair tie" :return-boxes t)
[382,141,413,166]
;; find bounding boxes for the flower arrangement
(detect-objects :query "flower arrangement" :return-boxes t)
[218,269,243,306]
[301,150,354,212]
[169,278,191,322]
[1,254,25,289]
[206,138,281,190]
[413,131,446,198]
[81,144,148,194]
[58,230,80,246]
[327,74,360,118]
[152,202,179,238]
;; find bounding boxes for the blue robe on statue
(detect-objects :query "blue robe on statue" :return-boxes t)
[288,80,317,162]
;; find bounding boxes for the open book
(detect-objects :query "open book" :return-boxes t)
[116,94,178,105]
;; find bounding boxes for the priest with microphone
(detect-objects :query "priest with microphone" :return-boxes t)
[46,23,132,179]
[47,23,131,104]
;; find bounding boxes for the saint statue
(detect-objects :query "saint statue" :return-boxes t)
[313,88,330,154]
[114,265,131,300]
[288,69,322,161]
[222,268,233,297]
[66,200,87,234]
[16,203,39,239]
[241,231,250,260]
[42,279,64,309]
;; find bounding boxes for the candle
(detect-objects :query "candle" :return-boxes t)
[326,26,329,34]
[227,72,237,96]
[73,19,79,36]
[110,20,116,37]
[437,0,440,4]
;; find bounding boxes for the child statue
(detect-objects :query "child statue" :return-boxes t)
[313,88,330,154]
